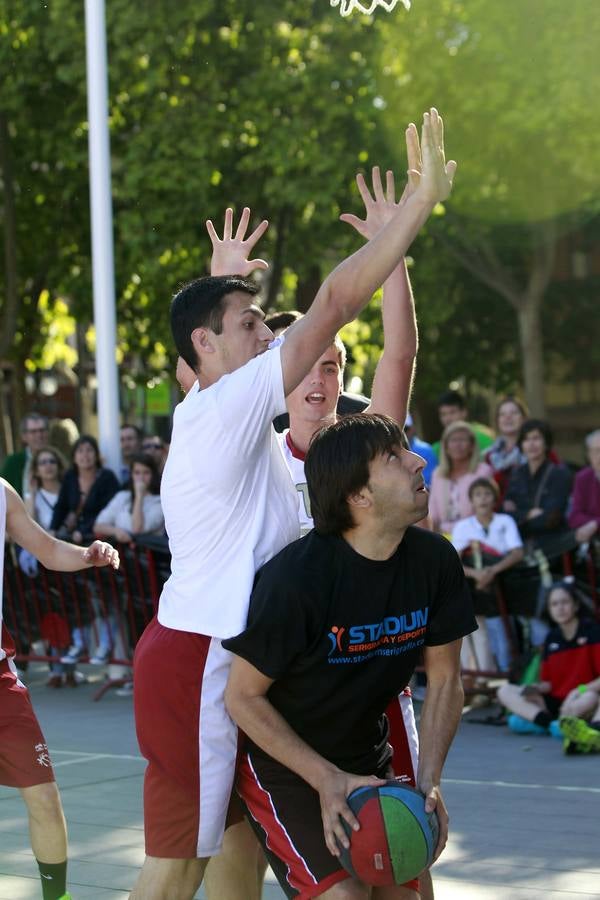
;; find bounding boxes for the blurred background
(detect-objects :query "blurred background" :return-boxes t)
[0,0,599,458]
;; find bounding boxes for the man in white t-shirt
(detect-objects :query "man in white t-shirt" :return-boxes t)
[130,108,456,900]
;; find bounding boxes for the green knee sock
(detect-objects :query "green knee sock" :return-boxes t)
[36,859,67,900]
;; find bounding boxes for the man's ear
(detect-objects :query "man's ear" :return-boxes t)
[191,327,215,358]
[347,487,371,510]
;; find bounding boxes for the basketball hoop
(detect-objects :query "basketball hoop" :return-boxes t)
[331,0,411,17]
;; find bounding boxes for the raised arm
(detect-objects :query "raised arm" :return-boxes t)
[340,157,421,423]
[281,108,456,396]
[207,206,269,277]
[4,479,119,572]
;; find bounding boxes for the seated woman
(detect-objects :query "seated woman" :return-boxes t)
[50,435,119,544]
[428,420,493,535]
[568,429,600,545]
[503,419,572,556]
[94,453,164,543]
[497,579,600,752]
[452,477,524,673]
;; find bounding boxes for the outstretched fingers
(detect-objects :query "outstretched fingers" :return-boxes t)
[385,168,396,204]
[371,165,385,203]
[245,217,269,250]
[234,206,251,241]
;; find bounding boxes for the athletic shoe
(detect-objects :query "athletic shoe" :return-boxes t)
[548,719,563,740]
[57,894,72,899]
[46,674,63,689]
[507,714,548,735]
[89,646,112,665]
[115,681,134,697]
[61,645,86,665]
[559,716,600,753]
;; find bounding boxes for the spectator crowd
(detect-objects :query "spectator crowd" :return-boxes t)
[1,388,599,751]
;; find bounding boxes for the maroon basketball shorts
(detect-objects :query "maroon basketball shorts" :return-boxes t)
[133,616,238,858]
[236,695,419,899]
[0,658,56,788]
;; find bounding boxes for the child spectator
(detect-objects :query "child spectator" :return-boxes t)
[497,579,600,753]
[452,477,524,672]
[429,421,493,535]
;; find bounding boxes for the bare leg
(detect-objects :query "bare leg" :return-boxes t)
[496,683,546,721]
[204,820,267,900]
[20,782,67,862]
[320,879,370,898]
[418,868,433,900]
[129,856,207,900]
[560,691,599,719]
[375,886,420,899]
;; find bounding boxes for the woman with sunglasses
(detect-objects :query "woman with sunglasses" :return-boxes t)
[25,447,65,531]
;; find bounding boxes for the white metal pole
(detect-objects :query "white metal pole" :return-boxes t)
[84,0,121,477]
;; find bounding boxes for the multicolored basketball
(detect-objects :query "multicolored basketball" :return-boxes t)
[338,782,439,886]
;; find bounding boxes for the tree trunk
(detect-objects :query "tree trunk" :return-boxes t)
[265,206,290,311]
[516,297,545,416]
[0,111,19,360]
[295,264,322,313]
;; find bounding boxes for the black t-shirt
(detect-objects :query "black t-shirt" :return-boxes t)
[223,527,476,774]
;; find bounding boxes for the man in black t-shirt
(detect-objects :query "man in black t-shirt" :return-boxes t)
[224,414,476,899]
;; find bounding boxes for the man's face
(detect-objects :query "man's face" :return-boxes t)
[22,418,48,452]
[120,426,141,460]
[142,436,165,465]
[470,486,496,518]
[587,436,600,474]
[438,403,465,428]
[362,444,428,529]
[286,344,343,426]
[209,292,274,375]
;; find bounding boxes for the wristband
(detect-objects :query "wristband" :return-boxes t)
[577,684,587,694]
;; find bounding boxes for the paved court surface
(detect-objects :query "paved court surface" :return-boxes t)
[1,666,599,899]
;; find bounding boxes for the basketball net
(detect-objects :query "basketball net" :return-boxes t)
[331,0,411,17]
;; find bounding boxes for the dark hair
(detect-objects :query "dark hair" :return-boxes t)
[437,389,466,410]
[20,412,49,434]
[264,310,302,332]
[127,453,161,495]
[541,578,580,624]
[71,435,101,470]
[517,418,553,452]
[305,413,405,535]
[121,423,143,440]
[468,476,499,501]
[170,275,259,370]
[494,395,528,427]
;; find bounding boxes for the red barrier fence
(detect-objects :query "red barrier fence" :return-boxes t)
[3,538,170,699]
[3,536,599,700]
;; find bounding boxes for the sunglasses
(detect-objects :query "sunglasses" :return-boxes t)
[38,458,58,465]
[143,443,163,450]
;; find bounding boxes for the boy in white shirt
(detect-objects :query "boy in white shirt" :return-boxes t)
[452,477,524,672]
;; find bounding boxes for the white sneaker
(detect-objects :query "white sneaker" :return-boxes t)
[115,681,134,697]
[89,646,112,665]
[61,646,86,665]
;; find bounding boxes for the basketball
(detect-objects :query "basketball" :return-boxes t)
[338,782,439,886]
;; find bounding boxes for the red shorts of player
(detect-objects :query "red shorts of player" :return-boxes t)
[235,689,419,899]
[0,657,56,788]
[133,616,238,858]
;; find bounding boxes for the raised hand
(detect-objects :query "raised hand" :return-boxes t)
[206,207,269,277]
[414,107,456,205]
[83,540,120,570]
[340,166,405,240]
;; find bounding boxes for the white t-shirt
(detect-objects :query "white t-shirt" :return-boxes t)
[33,488,59,532]
[451,513,523,557]
[158,343,300,639]
[1,483,8,661]
[278,431,313,536]
[95,490,164,535]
